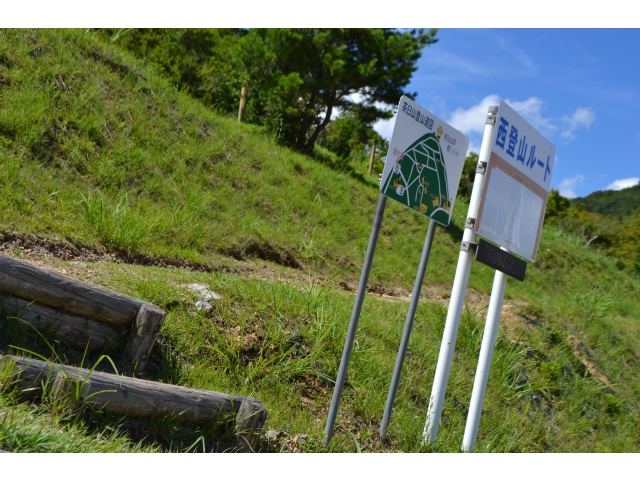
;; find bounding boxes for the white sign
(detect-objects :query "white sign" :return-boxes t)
[380,96,469,227]
[475,100,556,262]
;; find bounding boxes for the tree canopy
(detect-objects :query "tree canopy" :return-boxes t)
[235,28,437,153]
[109,28,437,156]
[103,28,245,113]
[317,104,387,165]
[572,182,640,217]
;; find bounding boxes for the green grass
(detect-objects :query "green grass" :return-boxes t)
[4,252,638,452]
[0,28,639,452]
[0,28,419,281]
[0,359,157,453]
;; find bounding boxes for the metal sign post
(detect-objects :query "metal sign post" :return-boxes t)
[325,96,468,447]
[422,106,498,445]
[459,100,556,452]
[462,266,508,452]
[324,193,387,446]
[376,96,468,441]
[379,219,437,439]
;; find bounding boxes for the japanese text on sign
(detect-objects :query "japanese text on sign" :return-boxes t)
[494,116,552,184]
[476,99,556,262]
[490,100,555,192]
[401,101,434,130]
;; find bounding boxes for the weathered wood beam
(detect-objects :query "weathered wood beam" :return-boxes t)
[2,355,267,450]
[0,254,144,326]
[123,304,166,372]
[0,293,127,351]
[234,397,269,452]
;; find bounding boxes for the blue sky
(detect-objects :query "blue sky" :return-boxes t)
[374,29,640,199]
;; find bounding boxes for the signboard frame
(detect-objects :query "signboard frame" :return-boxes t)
[380,96,469,227]
[474,99,556,262]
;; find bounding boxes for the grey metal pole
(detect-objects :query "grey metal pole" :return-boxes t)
[324,193,387,446]
[379,219,437,439]
[422,106,498,445]
[462,267,508,452]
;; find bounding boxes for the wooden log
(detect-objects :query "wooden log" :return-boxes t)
[237,85,247,122]
[0,253,144,326]
[234,398,268,452]
[0,293,127,351]
[51,370,92,404]
[2,355,268,432]
[368,138,376,175]
[123,304,166,372]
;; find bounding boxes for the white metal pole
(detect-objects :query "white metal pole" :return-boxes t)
[461,267,508,452]
[421,106,498,445]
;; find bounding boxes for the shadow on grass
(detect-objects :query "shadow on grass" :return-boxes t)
[79,406,239,453]
[309,149,379,189]
[443,219,464,243]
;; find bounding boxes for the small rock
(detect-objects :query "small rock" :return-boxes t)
[182,284,222,313]
[294,434,309,446]
[195,300,213,311]
[264,430,287,442]
[186,283,221,301]
[73,262,88,268]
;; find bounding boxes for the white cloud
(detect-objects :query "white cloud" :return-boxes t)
[345,92,594,147]
[466,141,482,157]
[373,115,396,141]
[558,174,585,199]
[447,94,500,136]
[561,107,596,140]
[606,177,640,191]
[446,95,553,138]
[447,96,594,144]
[507,97,556,135]
[326,91,397,141]
[508,101,594,142]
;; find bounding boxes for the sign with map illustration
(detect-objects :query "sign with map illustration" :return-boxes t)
[474,99,556,262]
[380,96,469,226]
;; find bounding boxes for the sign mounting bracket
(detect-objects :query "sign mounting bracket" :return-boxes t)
[460,241,477,253]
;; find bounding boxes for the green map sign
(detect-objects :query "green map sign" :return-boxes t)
[380,96,469,226]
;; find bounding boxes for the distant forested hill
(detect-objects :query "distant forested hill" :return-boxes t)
[572,183,640,217]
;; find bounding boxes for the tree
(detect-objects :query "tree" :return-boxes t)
[235,29,437,153]
[545,188,571,221]
[457,152,479,199]
[107,28,437,159]
[103,28,246,113]
[318,104,386,164]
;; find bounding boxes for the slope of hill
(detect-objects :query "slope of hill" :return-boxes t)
[1,29,639,453]
[573,183,640,217]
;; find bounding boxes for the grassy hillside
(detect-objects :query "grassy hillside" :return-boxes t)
[0,28,461,289]
[573,183,640,217]
[1,29,640,453]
